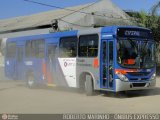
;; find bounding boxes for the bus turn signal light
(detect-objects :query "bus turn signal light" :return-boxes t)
[115,69,138,75]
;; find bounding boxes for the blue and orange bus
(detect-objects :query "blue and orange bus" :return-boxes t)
[5,26,156,95]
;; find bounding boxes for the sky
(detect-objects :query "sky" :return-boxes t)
[0,0,159,20]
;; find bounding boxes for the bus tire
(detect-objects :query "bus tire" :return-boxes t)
[27,74,36,89]
[85,75,94,96]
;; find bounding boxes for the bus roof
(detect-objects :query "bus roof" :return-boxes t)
[7,26,151,42]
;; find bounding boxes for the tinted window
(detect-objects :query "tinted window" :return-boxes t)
[103,42,107,63]
[25,41,32,57]
[25,39,45,58]
[17,47,23,62]
[109,42,113,64]
[48,44,57,61]
[6,42,16,58]
[78,34,98,57]
[59,37,77,58]
[33,40,45,58]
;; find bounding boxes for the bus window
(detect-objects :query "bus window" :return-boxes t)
[78,34,98,57]
[6,42,16,58]
[109,42,113,64]
[109,41,113,88]
[102,42,107,86]
[25,39,45,58]
[59,37,77,58]
[48,44,56,62]
[25,41,32,58]
[117,39,138,68]
[17,47,23,62]
[103,42,107,63]
[141,41,155,68]
[33,40,45,58]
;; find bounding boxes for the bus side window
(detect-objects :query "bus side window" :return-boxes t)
[48,45,56,61]
[25,41,32,58]
[25,39,45,58]
[59,37,77,58]
[34,40,45,58]
[78,34,98,57]
[6,42,16,58]
[17,47,23,62]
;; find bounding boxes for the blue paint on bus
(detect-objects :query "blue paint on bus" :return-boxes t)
[5,26,156,93]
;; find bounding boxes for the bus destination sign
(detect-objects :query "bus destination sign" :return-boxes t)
[117,28,153,39]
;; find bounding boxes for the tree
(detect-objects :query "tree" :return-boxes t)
[148,1,160,42]
[150,1,160,16]
[133,1,160,42]
[137,11,148,27]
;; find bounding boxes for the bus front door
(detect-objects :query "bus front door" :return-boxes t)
[46,44,57,85]
[101,40,114,89]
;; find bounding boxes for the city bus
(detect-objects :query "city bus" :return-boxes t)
[5,26,156,95]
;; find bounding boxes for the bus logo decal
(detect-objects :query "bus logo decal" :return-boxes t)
[64,62,67,67]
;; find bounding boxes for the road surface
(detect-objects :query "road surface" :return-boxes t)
[0,78,160,113]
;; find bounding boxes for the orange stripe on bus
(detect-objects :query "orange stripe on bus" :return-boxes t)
[93,58,99,68]
[42,60,53,84]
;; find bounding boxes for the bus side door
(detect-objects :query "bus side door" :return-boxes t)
[101,40,114,89]
[46,44,57,85]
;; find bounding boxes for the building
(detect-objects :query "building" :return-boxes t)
[0,0,134,61]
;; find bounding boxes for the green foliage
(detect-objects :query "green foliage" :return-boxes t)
[146,15,160,42]
[137,11,148,27]
[130,10,160,42]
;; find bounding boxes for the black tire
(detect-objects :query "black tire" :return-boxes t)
[85,75,94,96]
[26,74,36,89]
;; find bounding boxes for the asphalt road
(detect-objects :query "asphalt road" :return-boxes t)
[0,78,160,114]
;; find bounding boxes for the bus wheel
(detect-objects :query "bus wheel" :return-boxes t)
[27,75,36,88]
[85,75,94,96]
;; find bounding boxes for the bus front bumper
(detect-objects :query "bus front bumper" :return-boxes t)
[115,79,156,92]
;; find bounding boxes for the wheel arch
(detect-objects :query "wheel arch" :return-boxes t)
[78,71,96,89]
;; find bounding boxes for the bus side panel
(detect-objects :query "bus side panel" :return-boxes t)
[5,58,16,80]
[57,58,77,87]
[77,58,100,90]
[54,32,78,87]
[77,31,101,90]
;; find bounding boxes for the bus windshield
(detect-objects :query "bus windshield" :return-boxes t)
[117,38,155,69]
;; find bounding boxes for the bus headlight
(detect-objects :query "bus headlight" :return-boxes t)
[150,73,156,80]
[117,73,129,82]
